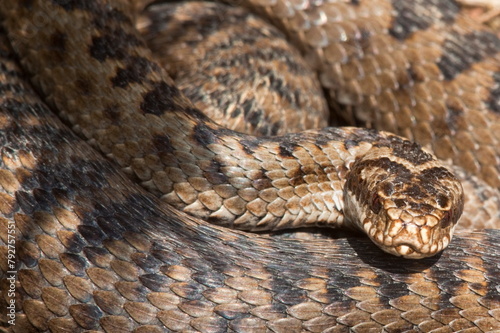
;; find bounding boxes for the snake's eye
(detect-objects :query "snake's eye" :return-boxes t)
[440,211,452,228]
[436,194,449,209]
[371,193,382,214]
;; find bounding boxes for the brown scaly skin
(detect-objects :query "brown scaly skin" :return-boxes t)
[0,0,498,332]
[0,0,466,258]
[138,1,499,234]
[0,34,499,331]
[2,1,498,331]
[138,1,330,136]
[236,0,500,189]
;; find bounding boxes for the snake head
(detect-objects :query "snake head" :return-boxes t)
[344,144,464,259]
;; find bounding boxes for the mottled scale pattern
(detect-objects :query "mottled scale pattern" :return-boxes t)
[0,0,474,259]
[136,0,500,234]
[138,1,329,136]
[0,40,499,330]
[0,0,499,331]
[236,0,500,189]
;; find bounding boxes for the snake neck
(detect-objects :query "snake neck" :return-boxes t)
[151,125,376,231]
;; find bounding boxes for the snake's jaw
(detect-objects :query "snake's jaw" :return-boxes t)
[346,186,463,259]
[344,150,464,259]
[366,186,463,259]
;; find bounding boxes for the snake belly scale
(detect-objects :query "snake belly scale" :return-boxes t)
[0,0,499,332]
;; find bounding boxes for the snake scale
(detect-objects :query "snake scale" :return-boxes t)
[0,0,500,332]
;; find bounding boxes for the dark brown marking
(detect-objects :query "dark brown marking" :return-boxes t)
[60,253,88,275]
[411,202,435,214]
[487,72,500,113]
[437,31,500,80]
[314,137,331,147]
[145,2,252,42]
[212,47,305,76]
[0,83,23,95]
[346,157,412,204]
[50,31,66,52]
[311,130,346,147]
[140,81,182,115]
[152,135,174,153]
[185,107,210,121]
[381,136,433,165]
[260,68,304,105]
[203,160,228,185]
[230,108,241,118]
[270,121,283,136]
[418,167,455,182]
[52,0,92,11]
[89,30,141,62]
[192,123,218,146]
[32,188,56,210]
[288,164,307,187]
[83,247,109,266]
[407,65,424,83]
[96,216,127,239]
[132,253,162,272]
[111,57,153,88]
[54,0,130,27]
[20,0,34,8]
[240,99,256,116]
[394,199,406,208]
[440,211,453,228]
[239,139,258,155]
[191,270,225,288]
[401,184,426,200]
[17,240,38,267]
[278,140,298,158]
[344,139,360,150]
[214,304,249,320]
[380,182,395,196]
[92,8,132,29]
[246,107,263,128]
[389,0,459,40]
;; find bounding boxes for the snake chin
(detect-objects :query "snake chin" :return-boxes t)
[363,217,455,259]
[351,213,452,259]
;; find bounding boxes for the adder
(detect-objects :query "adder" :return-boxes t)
[1,0,500,332]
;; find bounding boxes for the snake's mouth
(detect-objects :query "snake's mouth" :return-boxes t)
[364,216,454,259]
[376,237,451,259]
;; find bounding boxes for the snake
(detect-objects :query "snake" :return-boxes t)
[0,0,499,332]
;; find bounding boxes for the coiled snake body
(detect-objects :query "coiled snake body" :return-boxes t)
[0,0,500,332]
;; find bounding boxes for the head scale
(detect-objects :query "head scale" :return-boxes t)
[344,153,464,259]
